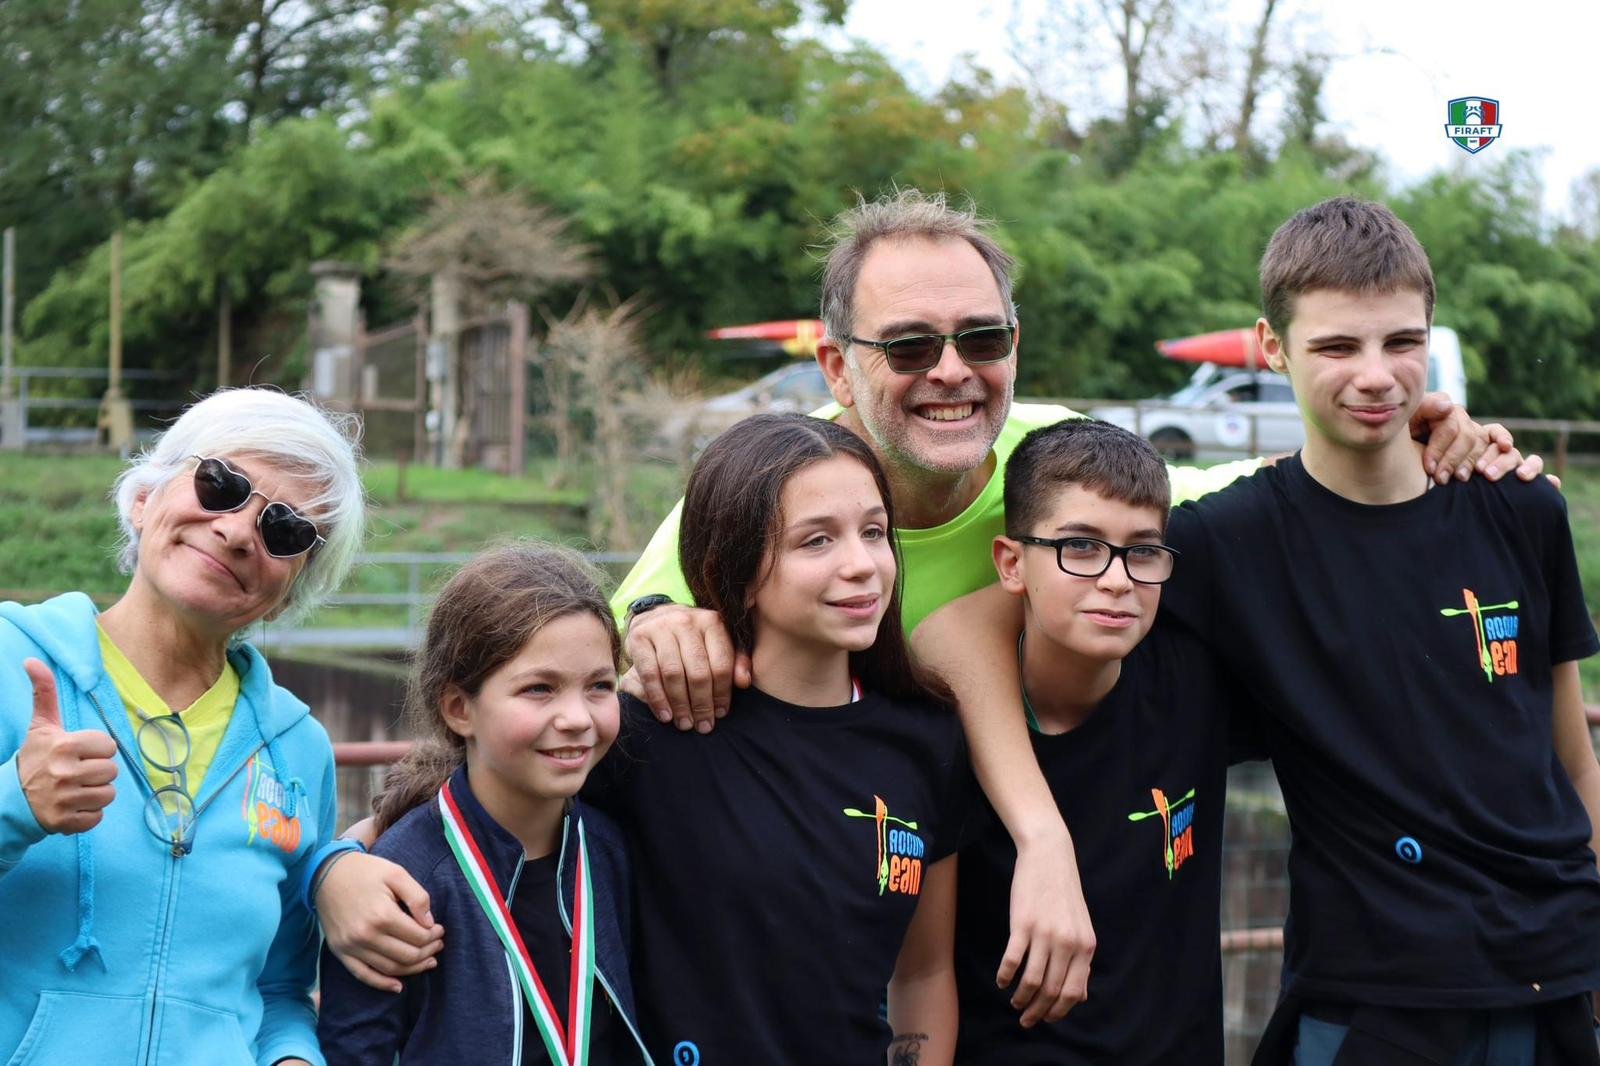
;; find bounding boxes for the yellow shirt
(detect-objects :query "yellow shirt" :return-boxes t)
[98,624,239,794]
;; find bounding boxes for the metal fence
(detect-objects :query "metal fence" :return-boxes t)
[1,366,188,446]
[270,550,640,649]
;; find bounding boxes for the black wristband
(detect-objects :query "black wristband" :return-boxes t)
[625,593,677,624]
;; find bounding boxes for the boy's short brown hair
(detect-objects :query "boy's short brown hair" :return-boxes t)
[1260,197,1435,340]
[1004,418,1171,539]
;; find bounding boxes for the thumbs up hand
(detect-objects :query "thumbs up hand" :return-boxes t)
[16,659,118,835]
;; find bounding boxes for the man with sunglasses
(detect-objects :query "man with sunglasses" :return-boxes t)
[313,188,1537,1025]
[603,187,1535,1027]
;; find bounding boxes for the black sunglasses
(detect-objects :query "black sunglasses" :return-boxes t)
[191,456,325,560]
[848,324,1016,374]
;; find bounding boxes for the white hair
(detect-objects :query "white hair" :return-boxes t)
[112,388,366,630]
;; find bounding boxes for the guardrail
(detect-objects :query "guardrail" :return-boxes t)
[2,366,188,445]
[283,550,642,650]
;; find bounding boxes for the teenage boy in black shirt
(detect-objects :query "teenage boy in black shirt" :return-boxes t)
[1167,199,1600,1063]
[949,417,1255,1065]
[924,197,1600,1065]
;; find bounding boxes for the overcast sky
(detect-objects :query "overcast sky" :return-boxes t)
[836,0,1596,222]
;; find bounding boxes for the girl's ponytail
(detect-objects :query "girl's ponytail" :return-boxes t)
[373,737,463,835]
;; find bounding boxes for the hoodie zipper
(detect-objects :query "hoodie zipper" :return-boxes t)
[553,816,656,1066]
[85,689,264,1065]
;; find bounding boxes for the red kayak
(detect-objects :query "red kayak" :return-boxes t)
[1155,328,1265,369]
[707,319,825,357]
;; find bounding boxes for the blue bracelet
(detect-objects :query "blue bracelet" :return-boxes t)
[301,837,367,914]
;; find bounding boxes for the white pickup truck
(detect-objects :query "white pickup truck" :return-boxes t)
[1090,327,1467,460]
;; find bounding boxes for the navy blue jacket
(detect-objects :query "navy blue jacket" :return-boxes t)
[317,765,653,1064]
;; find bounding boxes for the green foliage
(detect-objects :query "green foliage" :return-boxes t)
[1399,156,1600,417]
[0,0,444,316]
[24,119,427,381]
[11,0,1600,421]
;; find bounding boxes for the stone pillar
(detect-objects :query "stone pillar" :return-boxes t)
[308,261,362,401]
[427,271,462,468]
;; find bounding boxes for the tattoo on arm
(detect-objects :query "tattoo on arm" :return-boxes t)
[889,1033,928,1066]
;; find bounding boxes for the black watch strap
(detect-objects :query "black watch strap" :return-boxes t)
[625,593,677,624]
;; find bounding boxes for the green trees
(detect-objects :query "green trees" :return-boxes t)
[8,0,1600,418]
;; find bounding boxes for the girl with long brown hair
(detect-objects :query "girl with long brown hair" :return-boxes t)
[317,543,651,1065]
[583,413,975,1065]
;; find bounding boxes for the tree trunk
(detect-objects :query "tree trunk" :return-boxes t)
[1234,0,1280,156]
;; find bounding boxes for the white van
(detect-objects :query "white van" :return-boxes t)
[1089,326,1467,460]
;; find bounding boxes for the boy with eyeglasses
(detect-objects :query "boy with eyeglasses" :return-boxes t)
[945,416,1259,1065]
[924,197,1600,1064]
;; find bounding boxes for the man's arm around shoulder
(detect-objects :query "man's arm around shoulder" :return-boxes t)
[913,586,1093,1025]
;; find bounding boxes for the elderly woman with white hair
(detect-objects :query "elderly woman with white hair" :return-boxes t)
[0,388,364,1066]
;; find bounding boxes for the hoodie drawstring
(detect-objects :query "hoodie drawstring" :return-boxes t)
[265,737,303,819]
[58,830,105,971]
[59,674,105,971]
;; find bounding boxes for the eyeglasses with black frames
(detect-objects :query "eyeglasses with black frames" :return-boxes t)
[1016,535,1179,585]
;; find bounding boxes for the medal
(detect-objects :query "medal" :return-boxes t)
[439,782,596,1065]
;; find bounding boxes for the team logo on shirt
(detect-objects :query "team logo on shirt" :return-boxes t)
[1439,587,1520,682]
[1128,786,1196,879]
[242,754,302,853]
[842,795,925,896]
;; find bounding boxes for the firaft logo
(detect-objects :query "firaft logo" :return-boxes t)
[1446,97,1501,154]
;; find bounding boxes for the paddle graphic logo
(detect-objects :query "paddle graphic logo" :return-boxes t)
[843,795,925,896]
[1128,786,1196,879]
[242,754,302,853]
[1446,97,1501,154]
[1439,587,1520,682]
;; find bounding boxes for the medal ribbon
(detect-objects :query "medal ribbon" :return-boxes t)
[438,782,596,1066]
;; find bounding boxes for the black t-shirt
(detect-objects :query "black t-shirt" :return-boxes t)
[585,687,977,1065]
[508,853,630,1065]
[953,622,1241,1066]
[1163,455,1600,1008]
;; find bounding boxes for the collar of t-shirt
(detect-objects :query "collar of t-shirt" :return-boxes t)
[96,622,239,794]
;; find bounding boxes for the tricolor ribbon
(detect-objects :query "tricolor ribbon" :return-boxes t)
[438,782,596,1065]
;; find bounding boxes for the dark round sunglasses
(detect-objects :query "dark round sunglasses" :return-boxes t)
[848,324,1016,375]
[191,456,325,560]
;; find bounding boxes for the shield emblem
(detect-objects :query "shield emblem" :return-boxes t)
[1445,97,1501,154]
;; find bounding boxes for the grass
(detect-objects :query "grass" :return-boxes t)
[0,452,685,612]
[3,451,1598,700]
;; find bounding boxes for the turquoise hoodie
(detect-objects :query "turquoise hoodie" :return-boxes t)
[0,593,334,1066]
